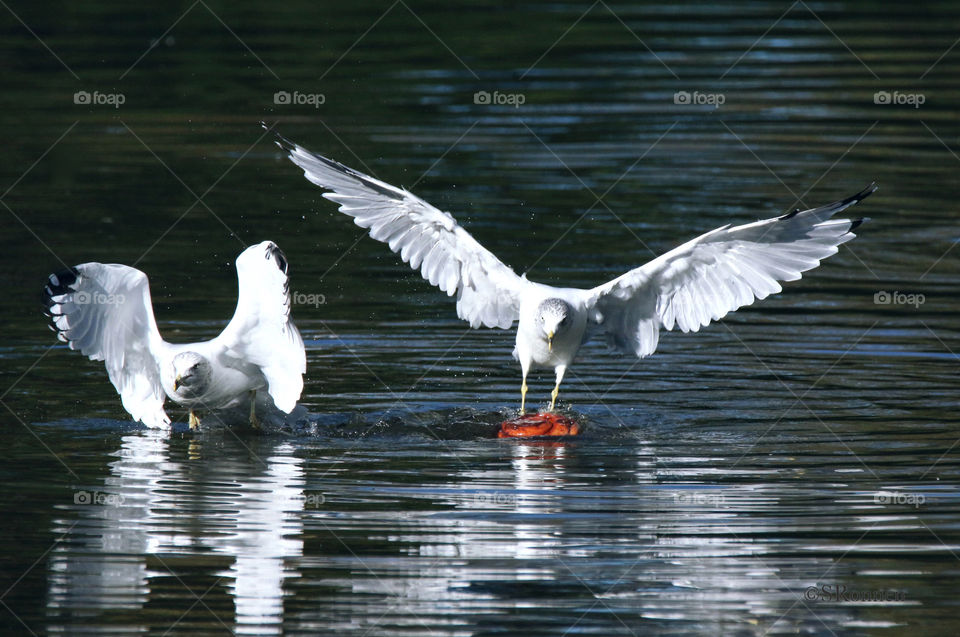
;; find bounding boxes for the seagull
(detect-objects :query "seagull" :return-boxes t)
[276,133,874,413]
[42,241,306,430]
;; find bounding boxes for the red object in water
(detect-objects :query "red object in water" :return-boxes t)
[497,413,581,438]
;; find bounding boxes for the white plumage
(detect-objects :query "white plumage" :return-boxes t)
[586,195,872,358]
[282,141,525,330]
[43,241,306,429]
[277,132,874,413]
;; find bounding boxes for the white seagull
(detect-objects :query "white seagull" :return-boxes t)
[43,241,306,429]
[277,133,873,413]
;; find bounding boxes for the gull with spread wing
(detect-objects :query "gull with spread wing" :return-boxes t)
[43,241,306,429]
[277,133,874,413]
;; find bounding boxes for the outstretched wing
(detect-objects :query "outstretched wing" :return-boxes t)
[586,184,876,358]
[216,241,306,413]
[275,133,527,329]
[43,264,171,428]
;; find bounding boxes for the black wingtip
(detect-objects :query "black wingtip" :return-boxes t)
[778,207,803,221]
[41,267,80,314]
[831,182,878,210]
[263,121,295,152]
[848,217,869,232]
[779,182,878,221]
[268,125,299,156]
[41,267,80,339]
[847,182,878,206]
[276,135,404,202]
[274,134,296,153]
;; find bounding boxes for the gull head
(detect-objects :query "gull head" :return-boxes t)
[172,352,212,398]
[536,298,573,351]
[237,240,289,275]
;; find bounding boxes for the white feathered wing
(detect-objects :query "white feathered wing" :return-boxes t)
[43,263,172,428]
[276,134,527,329]
[586,184,876,357]
[215,241,306,413]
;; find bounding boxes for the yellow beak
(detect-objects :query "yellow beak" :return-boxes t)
[547,330,554,351]
[174,375,182,391]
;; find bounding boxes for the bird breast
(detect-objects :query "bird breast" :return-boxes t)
[517,306,587,369]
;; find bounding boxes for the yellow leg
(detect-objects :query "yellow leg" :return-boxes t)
[249,391,260,430]
[188,410,201,431]
[549,367,566,412]
[520,380,528,415]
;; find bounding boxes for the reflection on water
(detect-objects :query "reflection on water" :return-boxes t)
[39,421,942,634]
[47,431,307,635]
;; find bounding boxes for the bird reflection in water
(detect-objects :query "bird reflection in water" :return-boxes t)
[46,429,307,635]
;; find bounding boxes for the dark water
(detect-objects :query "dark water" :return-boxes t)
[2,1,960,634]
